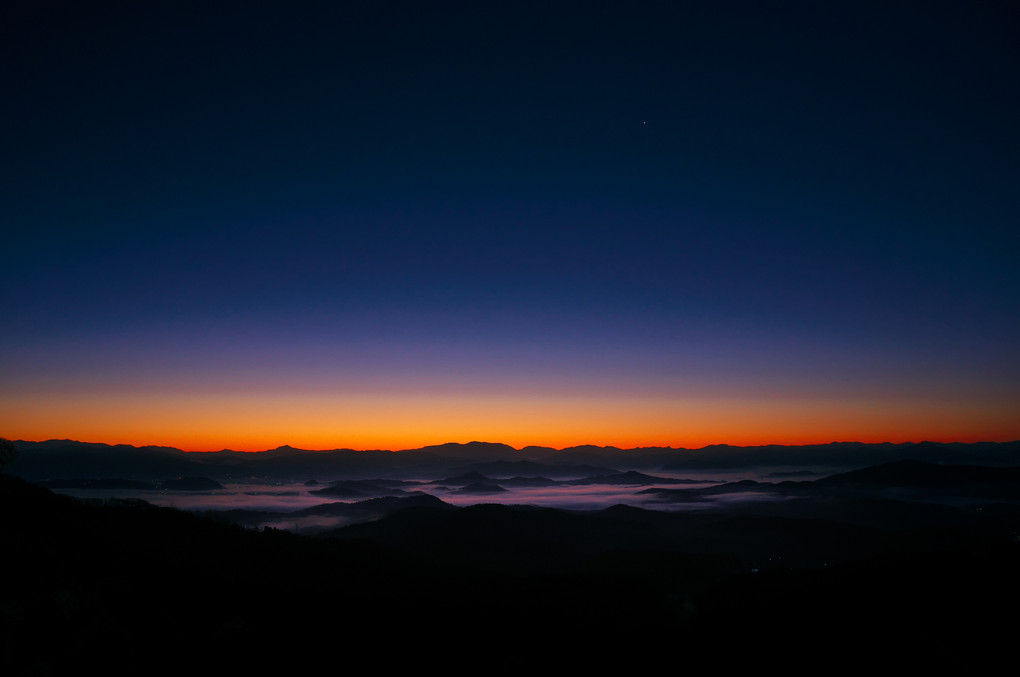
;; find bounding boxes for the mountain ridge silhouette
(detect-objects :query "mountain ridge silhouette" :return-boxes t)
[9,439,1020,483]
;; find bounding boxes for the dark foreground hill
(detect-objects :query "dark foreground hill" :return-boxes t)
[2,466,1019,676]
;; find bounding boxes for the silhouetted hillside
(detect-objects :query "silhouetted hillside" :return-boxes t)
[566,470,700,485]
[321,494,1010,573]
[38,476,225,491]
[816,459,1020,499]
[200,492,452,531]
[12,439,1019,485]
[0,474,419,674]
[40,478,157,490]
[440,459,619,479]
[658,440,1020,471]
[3,466,1018,674]
[403,440,519,460]
[10,441,207,481]
[641,459,1020,506]
[435,470,496,486]
[310,477,424,498]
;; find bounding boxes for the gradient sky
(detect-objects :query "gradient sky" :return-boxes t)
[3,1,1018,450]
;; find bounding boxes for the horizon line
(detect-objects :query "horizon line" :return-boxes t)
[10,436,1020,454]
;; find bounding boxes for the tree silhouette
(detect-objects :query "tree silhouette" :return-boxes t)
[0,438,17,473]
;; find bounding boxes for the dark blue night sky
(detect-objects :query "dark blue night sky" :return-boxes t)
[3,1,1018,449]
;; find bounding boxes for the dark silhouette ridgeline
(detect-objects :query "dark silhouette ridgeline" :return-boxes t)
[2,438,1019,674]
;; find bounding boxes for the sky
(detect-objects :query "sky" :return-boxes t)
[2,1,1018,451]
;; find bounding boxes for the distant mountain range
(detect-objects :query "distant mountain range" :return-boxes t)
[8,438,1020,483]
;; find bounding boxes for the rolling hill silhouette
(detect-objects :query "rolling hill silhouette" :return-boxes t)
[11,439,1019,484]
[310,477,424,499]
[640,459,1020,506]
[2,452,1019,673]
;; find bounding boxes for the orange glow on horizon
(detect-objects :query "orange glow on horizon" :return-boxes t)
[3,388,1017,452]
